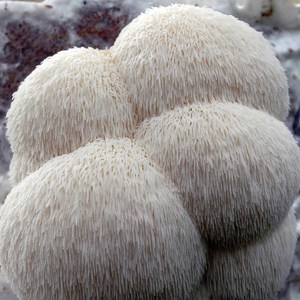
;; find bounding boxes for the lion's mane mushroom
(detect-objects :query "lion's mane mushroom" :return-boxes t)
[0,138,207,300]
[2,4,298,300]
[111,4,288,124]
[7,47,135,185]
[136,102,300,248]
[204,208,297,300]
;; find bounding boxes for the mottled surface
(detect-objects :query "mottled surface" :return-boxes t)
[0,0,136,118]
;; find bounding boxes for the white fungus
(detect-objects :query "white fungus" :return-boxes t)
[6,47,135,185]
[136,102,300,248]
[0,138,207,300]
[111,4,289,124]
[2,4,298,298]
[205,208,298,300]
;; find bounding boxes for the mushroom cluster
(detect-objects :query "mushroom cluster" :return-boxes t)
[1,4,300,300]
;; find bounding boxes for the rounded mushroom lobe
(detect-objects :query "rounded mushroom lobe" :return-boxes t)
[7,47,135,185]
[0,138,207,300]
[136,102,300,248]
[112,4,289,124]
[205,208,297,300]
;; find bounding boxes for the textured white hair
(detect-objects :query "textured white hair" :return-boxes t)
[2,4,298,299]
[112,4,289,124]
[0,139,207,300]
[7,47,135,185]
[136,102,300,248]
[205,208,297,300]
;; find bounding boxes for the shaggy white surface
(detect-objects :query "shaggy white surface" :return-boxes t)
[136,102,300,248]
[1,3,299,300]
[7,47,135,185]
[205,208,297,300]
[0,139,207,299]
[112,4,289,124]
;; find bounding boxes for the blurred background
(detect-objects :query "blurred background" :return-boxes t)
[0,1,299,299]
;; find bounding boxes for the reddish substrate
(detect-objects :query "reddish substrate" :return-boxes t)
[0,1,133,117]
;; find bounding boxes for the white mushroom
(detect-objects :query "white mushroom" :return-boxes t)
[136,102,300,248]
[7,47,135,185]
[2,4,297,299]
[0,138,207,300]
[205,207,297,300]
[111,4,289,124]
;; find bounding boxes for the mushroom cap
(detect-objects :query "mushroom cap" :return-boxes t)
[112,4,289,124]
[6,47,134,185]
[205,208,297,300]
[136,102,300,248]
[0,138,207,300]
